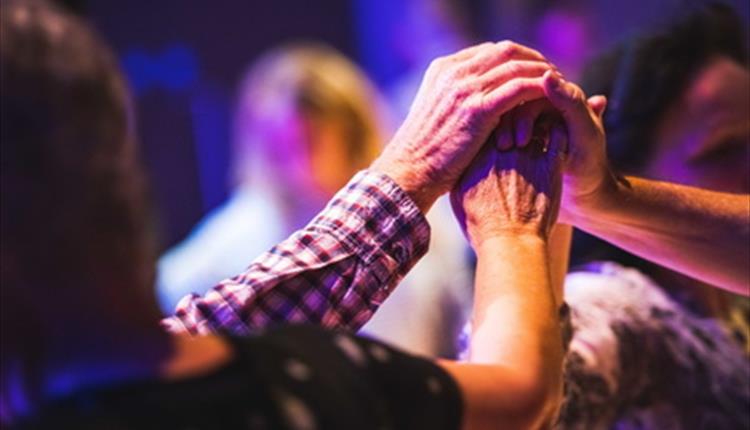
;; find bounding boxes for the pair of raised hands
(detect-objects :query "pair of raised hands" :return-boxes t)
[371,41,610,247]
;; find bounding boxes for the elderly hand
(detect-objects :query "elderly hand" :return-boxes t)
[450,117,567,248]
[495,73,613,223]
[371,41,555,213]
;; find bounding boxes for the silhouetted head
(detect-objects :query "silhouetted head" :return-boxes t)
[1,0,159,379]
[582,2,749,192]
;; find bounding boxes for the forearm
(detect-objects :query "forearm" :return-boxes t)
[547,223,572,307]
[471,235,561,365]
[570,176,750,295]
[162,170,431,335]
[451,234,563,429]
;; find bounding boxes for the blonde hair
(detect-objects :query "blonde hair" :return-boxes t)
[232,43,388,187]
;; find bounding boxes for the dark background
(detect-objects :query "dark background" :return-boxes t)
[55,0,750,252]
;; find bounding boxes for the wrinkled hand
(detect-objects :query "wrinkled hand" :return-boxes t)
[371,41,555,213]
[450,120,567,248]
[496,73,612,223]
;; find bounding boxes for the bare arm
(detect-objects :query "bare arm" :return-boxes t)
[446,119,567,429]
[568,176,750,295]
[540,73,750,296]
[440,236,562,430]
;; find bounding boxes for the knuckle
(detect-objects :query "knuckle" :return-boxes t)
[427,57,446,72]
[453,85,472,101]
[468,96,486,114]
[459,60,486,83]
[445,61,465,77]
[503,60,522,76]
[480,42,497,56]
[497,40,518,57]
[435,55,452,67]
[472,41,494,54]
[505,80,526,95]
[435,66,464,91]
[497,39,513,50]
[572,90,587,107]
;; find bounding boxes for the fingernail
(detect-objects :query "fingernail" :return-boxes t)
[549,63,565,78]
[546,71,562,89]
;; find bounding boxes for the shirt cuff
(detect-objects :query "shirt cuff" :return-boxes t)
[309,169,431,289]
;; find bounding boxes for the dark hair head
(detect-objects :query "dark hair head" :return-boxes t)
[1,0,156,328]
[581,2,748,173]
[572,3,748,276]
[232,43,386,189]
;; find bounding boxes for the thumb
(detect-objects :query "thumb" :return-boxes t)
[587,95,607,119]
[542,70,589,118]
[543,70,596,138]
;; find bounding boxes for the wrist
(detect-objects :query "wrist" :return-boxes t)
[564,166,622,220]
[471,228,549,253]
[370,157,438,214]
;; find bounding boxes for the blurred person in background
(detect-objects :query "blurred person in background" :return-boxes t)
[157,44,384,311]
[158,42,472,358]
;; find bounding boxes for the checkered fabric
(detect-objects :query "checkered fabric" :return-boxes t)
[162,170,431,336]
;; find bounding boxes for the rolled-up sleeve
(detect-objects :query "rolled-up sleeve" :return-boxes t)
[161,170,431,336]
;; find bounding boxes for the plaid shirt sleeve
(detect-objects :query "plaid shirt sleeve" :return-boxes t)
[161,170,431,336]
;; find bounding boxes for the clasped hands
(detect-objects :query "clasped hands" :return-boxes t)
[371,41,611,247]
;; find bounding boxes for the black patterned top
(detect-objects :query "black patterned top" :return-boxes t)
[14,326,462,430]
